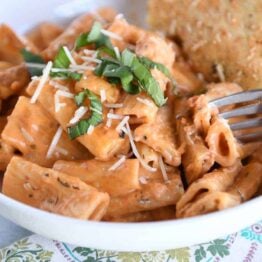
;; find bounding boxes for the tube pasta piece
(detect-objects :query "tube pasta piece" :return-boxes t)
[75,74,120,103]
[107,18,146,50]
[1,96,90,167]
[187,95,218,136]
[238,142,262,160]
[2,157,110,220]
[136,143,159,169]
[105,205,176,222]
[136,34,175,71]
[0,64,30,99]
[53,159,140,197]
[205,83,243,101]
[116,93,158,124]
[105,173,184,217]
[134,105,181,166]
[227,162,262,202]
[41,8,116,60]
[26,81,129,160]
[176,117,214,184]
[206,117,241,167]
[0,139,15,171]
[177,191,240,218]
[176,163,242,218]
[0,24,25,64]
[26,22,63,51]
[171,61,202,95]
[139,165,180,185]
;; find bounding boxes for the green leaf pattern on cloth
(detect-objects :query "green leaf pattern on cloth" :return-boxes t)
[0,220,262,261]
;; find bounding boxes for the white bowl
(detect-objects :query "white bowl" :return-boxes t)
[0,0,261,252]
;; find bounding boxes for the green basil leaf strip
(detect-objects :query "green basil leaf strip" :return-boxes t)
[131,56,166,106]
[103,64,139,94]
[121,49,135,67]
[138,56,171,78]
[21,48,45,76]
[68,89,103,139]
[51,47,82,80]
[75,21,113,50]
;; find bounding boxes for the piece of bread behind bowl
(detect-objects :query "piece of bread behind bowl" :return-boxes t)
[148,0,262,89]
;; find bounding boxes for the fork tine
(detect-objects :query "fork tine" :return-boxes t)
[220,103,262,119]
[236,132,262,143]
[211,89,262,107]
[230,117,262,130]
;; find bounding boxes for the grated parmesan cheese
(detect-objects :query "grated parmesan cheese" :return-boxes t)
[136,97,154,107]
[87,125,94,135]
[104,103,123,109]
[54,90,74,112]
[55,146,69,156]
[20,128,34,143]
[107,113,124,120]
[83,49,97,56]
[215,64,225,82]
[139,176,148,184]
[81,56,101,64]
[69,106,88,125]
[63,46,77,65]
[159,155,169,182]
[114,46,121,60]
[30,61,53,103]
[69,64,96,71]
[116,116,130,132]
[100,89,106,102]
[49,80,69,91]
[122,122,157,172]
[108,155,126,171]
[101,29,123,41]
[106,109,114,128]
[46,126,63,159]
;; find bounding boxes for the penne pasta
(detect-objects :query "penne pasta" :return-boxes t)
[134,105,182,166]
[53,159,140,197]
[2,157,110,220]
[1,96,90,167]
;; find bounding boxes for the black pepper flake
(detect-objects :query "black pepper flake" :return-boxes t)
[72,186,80,190]
[28,194,33,198]
[57,177,70,188]
[119,131,125,138]
[143,135,147,140]
[44,173,49,177]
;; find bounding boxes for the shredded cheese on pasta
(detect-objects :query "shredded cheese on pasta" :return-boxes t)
[20,128,34,143]
[116,116,130,132]
[159,155,169,182]
[100,89,106,102]
[104,103,123,108]
[108,156,126,171]
[100,29,123,41]
[136,97,154,107]
[122,122,157,172]
[63,46,77,66]
[69,106,88,125]
[30,61,53,104]
[46,126,63,159]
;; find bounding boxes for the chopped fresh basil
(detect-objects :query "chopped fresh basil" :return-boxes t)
[21,48,45,76]
[51,47,82,80]
[75,21,113,50]
[138,56,171,78]
[131,56,166,106]
[94,48,166,106]
[68,89,103,139]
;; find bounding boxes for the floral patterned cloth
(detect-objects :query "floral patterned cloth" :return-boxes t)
[1,221,261,262]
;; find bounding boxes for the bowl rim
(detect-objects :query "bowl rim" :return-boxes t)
[0,193,261,251]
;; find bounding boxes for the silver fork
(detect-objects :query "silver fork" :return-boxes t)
[210,89,262,142]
